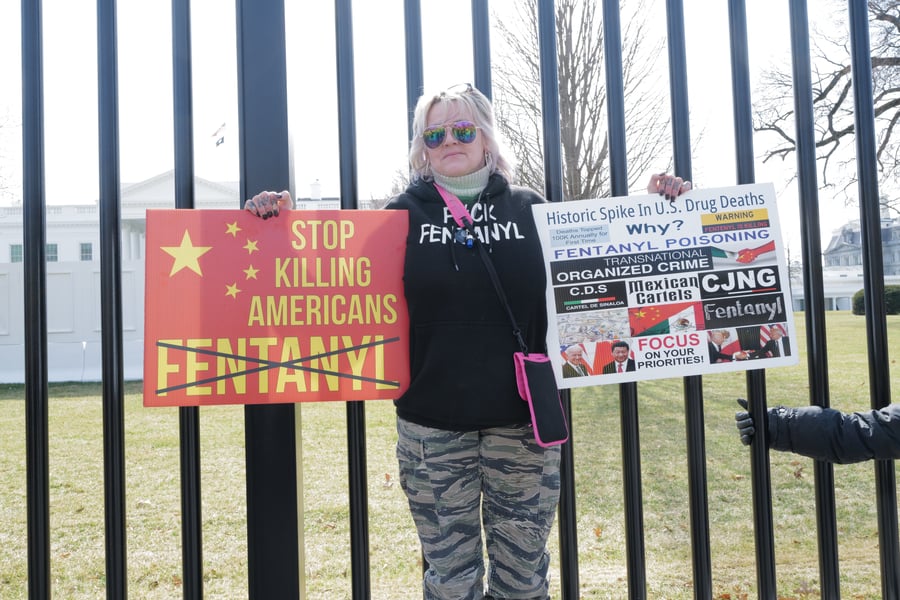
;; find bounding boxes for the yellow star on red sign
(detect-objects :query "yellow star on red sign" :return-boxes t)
[244,265,259,280]
[225,283,241,298]
[225,222,242,237]
[244,239,259,255]
[161,230,212,276]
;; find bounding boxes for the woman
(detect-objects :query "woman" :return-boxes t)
[387,84,560,599]
[246,83,690,599]
[384,83,691,599]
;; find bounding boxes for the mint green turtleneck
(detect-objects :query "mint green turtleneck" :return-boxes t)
[433,164,491,204]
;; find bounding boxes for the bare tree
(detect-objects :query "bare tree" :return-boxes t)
[366,168,409,210]
[491,0,671,200]
[754,0,900,207]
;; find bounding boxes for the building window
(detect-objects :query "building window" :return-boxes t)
[80,243,93,261]
[8,244,61,262]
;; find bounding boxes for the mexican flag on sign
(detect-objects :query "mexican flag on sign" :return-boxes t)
[628,302,705,337]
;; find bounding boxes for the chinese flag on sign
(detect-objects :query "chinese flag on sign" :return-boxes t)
[143,209,410,407]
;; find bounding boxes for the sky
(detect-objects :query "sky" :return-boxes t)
[0,0,862,251]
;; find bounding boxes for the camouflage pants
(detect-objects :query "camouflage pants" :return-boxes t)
[396,416,561,600]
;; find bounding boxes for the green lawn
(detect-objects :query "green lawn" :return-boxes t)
[0,311,897,599]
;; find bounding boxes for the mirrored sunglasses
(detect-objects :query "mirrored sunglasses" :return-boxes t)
[422,121,478,149]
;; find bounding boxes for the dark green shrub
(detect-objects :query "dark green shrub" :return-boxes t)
[853,289,865,314]
[852,285,900,315]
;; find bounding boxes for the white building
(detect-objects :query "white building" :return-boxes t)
[788,214,900,312]
[0,171,338,383]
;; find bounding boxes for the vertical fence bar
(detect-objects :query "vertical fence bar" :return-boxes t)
[726,2,778,598]
[236,1,300,597]
[171,0,204,597]
[727,0,754,183]
[333,0,371,597]
[171,1,195,205]
[847,2,900,597]
[471,0,492,100]
[21,1,51,597]
[537,1,563,204]
[334,0,359,214]
[681,375,709,599]
[602,1,647,597]
[620,384,646,599]
[664,1,714,598]
[404,0,423,146]
[786,1,840,597]
[97,0,128,596]
[601,0,627,197]
[402,6,427,591]
[665,1,692,172]
[536,3,578,599]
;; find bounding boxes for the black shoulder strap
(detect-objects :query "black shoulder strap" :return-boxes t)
[434,183,529,354]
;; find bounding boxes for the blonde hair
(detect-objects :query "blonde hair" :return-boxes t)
[408,84,514,182]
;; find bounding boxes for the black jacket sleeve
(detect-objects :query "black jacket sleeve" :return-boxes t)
[768,403,900,463]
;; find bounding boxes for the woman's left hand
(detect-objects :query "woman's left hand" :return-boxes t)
[647,173,692,201]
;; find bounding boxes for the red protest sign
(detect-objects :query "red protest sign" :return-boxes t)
[143,209,409,407]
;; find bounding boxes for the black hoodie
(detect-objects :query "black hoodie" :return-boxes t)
[386,174,549,431]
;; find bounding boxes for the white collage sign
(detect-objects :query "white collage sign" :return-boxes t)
[531,183,799,388]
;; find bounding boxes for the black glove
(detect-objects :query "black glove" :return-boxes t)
[735,398,755,445]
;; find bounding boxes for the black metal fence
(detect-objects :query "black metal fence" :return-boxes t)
[17,0,896,599]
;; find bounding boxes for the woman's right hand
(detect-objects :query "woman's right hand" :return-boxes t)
[646,173,691,202]
[245,190,293,219]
